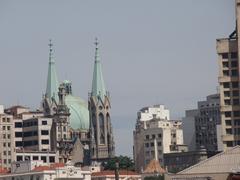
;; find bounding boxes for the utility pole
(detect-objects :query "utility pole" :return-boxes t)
[115,159,119,180]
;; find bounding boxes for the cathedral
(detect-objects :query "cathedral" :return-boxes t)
[42,39,115,165]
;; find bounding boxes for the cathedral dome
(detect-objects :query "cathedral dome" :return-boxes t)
[65,95,89,130]
[63,80,89,130]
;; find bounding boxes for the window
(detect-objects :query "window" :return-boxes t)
[235,128,240,135]
[41,156,47,163]
[225,120,232,126]
[222,61,229,67]
[232,70,239,76]
[15,142,22,147]
[41,130,49,135]
[232,90,239,97]
[226,141,233,147]
[3,143,6,147]
[225,111,231,117]
[223,82,230,88]
[16,156,23,161]
[150,142,154,147]
[232,82,239,88]
[7,118,10,122]
[221,53,229,59]
[231,52,238,59]
[231,61,238,67]
[2,126,5,130]
[223,70,229,76]
[234,111,240,117]
[152,134,155,139]
[7,126,10,130]
[157,142,162,146]
[8,151,11,155]
[33,156,39,160]
[49,156,55,163]
[42,121,47,125]
[15,132,22,137]
[145,143,149,148]
[234,119,240,125]
[145,135,149,140]
[233,99,239,105]
[224,99,231,105]
[41,139,49,144]
[3,151,6,155]
[224,91,230,97]
[158,134,162,138]
[226,128,232,134]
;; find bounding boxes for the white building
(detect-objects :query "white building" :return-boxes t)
[0,160,91,180]
[133,105,186,172]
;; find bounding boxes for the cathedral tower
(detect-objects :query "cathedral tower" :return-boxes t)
[42,40,59,116]
[89,39,115,162]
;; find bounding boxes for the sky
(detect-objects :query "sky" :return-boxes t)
[0,0,235,156]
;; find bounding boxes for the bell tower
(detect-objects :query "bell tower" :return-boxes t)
[89,39,115,163]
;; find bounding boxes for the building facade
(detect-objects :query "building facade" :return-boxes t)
[216,0,240,150]
[133,105,186,172]
[182,94,222,152]
[0,105,15,170]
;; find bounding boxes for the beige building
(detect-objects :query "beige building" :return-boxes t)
[0,105,15,170]
[165,146,240,180]
[133,105,187,172]
[217,0,240,150]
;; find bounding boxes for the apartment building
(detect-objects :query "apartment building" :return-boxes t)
[0,105,15,170]
[133,105,186,172]
[182,94,222,152]
[216,0,240,150]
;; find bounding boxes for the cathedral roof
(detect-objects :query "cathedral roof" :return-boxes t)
[46,40,59,102]
[91,38,107,100]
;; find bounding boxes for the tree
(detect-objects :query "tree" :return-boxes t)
[102,155,135,171]
[144,175,164,180]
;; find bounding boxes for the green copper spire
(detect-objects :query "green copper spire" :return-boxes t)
[46,39,59,102]
[91,38,107,100]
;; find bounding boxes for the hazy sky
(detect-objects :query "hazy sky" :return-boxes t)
[0,0,235,156]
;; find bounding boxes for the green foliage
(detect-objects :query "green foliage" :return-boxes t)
[144,175,164,180]
[102,155,135,171]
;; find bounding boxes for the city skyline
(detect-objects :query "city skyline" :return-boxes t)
[0,0,235,156]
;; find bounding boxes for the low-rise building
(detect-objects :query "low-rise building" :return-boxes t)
[165,146,240,180]
[91,170,141,180]
[0,161,91,180]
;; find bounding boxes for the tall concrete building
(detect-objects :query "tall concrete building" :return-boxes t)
[89,39,115,163]
[217,0,240,150]
[0,105,15,170]
[133,105,186,172]
[182,94,221,152]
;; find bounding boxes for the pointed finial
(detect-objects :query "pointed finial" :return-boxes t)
[94,37,100,62]
[95,37,99,48]
[49,39,53,62]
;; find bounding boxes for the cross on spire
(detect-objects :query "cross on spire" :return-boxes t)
[49,39,53,61]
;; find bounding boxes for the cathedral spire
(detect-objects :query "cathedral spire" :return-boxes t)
[91,38,107,100]
[46,39,59,102]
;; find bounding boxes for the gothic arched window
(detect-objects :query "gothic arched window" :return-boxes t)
[99,113,105,144]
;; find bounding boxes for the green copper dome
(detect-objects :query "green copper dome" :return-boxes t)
[63,81,89,130]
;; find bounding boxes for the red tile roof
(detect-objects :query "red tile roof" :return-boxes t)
[92,170,139,176]
[0,167,9,174]
[32,163,65,172]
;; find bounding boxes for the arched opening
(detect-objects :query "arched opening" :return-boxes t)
[99,113,105,144]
